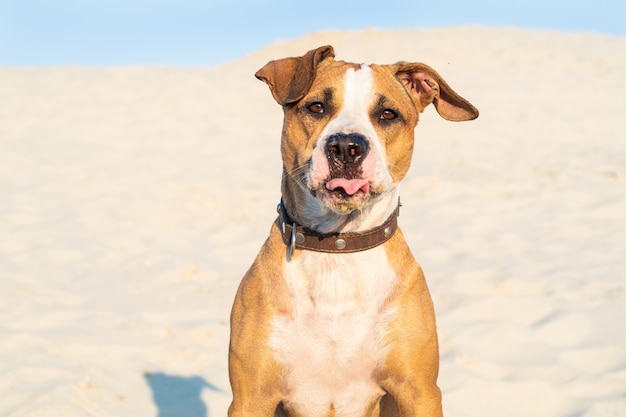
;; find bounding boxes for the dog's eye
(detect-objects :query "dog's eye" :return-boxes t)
[307,102,325,114]
[380,109,398,121]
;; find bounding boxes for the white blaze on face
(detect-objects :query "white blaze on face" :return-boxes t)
[327,65,377,137]
[309,65,392,193]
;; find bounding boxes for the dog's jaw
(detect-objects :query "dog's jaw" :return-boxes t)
[295,187,399,235]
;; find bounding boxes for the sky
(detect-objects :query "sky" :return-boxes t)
[0,0,624,67]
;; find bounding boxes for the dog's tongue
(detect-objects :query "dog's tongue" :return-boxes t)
[326,178,370,195]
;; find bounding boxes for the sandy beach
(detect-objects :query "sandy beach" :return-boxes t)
[1,26,625,416]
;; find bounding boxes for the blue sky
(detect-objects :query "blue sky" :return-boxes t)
[1,0,623,66]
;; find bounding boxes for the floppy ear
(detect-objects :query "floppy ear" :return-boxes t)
[391,61,478,121]
[255,45,335,105]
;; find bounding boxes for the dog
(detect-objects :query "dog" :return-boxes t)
[228,45,478,417]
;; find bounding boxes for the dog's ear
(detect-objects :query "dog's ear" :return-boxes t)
[390,62,478,121]
[255,45,335,105]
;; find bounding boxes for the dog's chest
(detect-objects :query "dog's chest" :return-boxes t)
[269,246,397,417]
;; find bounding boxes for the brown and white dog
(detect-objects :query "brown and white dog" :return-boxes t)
[228,45,478,417]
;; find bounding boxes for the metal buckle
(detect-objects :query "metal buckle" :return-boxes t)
[287,222,297,260]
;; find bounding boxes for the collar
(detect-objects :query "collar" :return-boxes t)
[277,198,400,257]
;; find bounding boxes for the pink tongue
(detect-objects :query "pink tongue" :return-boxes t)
[326,178,370,195]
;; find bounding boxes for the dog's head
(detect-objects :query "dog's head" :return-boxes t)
[256,45,478,233]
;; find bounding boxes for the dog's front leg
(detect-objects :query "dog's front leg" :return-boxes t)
[379,326,443,417]
[228,231,288,417]
[380,379,442,417]
[227,351,283,417]
[228,308,284,417]
[378,246,444,417]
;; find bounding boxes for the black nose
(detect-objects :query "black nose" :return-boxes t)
[325,133,370,166]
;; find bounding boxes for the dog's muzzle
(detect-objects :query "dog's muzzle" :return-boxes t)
[324,133,371,197]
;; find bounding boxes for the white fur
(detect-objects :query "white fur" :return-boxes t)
[270,247,397,417]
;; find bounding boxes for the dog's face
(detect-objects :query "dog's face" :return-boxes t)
[256,46,478,225]
[279,60,420,215]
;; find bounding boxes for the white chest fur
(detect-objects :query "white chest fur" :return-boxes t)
[269,246,397,417]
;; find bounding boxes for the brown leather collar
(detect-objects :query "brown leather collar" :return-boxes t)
[277,199,400,256]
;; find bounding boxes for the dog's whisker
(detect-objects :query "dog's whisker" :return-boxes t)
[286,164,311,191]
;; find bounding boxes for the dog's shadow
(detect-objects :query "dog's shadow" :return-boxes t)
[144,372,220,417]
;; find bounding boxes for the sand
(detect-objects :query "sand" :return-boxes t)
[1,26,625,417]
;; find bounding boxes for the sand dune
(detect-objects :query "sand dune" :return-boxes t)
[1,26,625,417]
